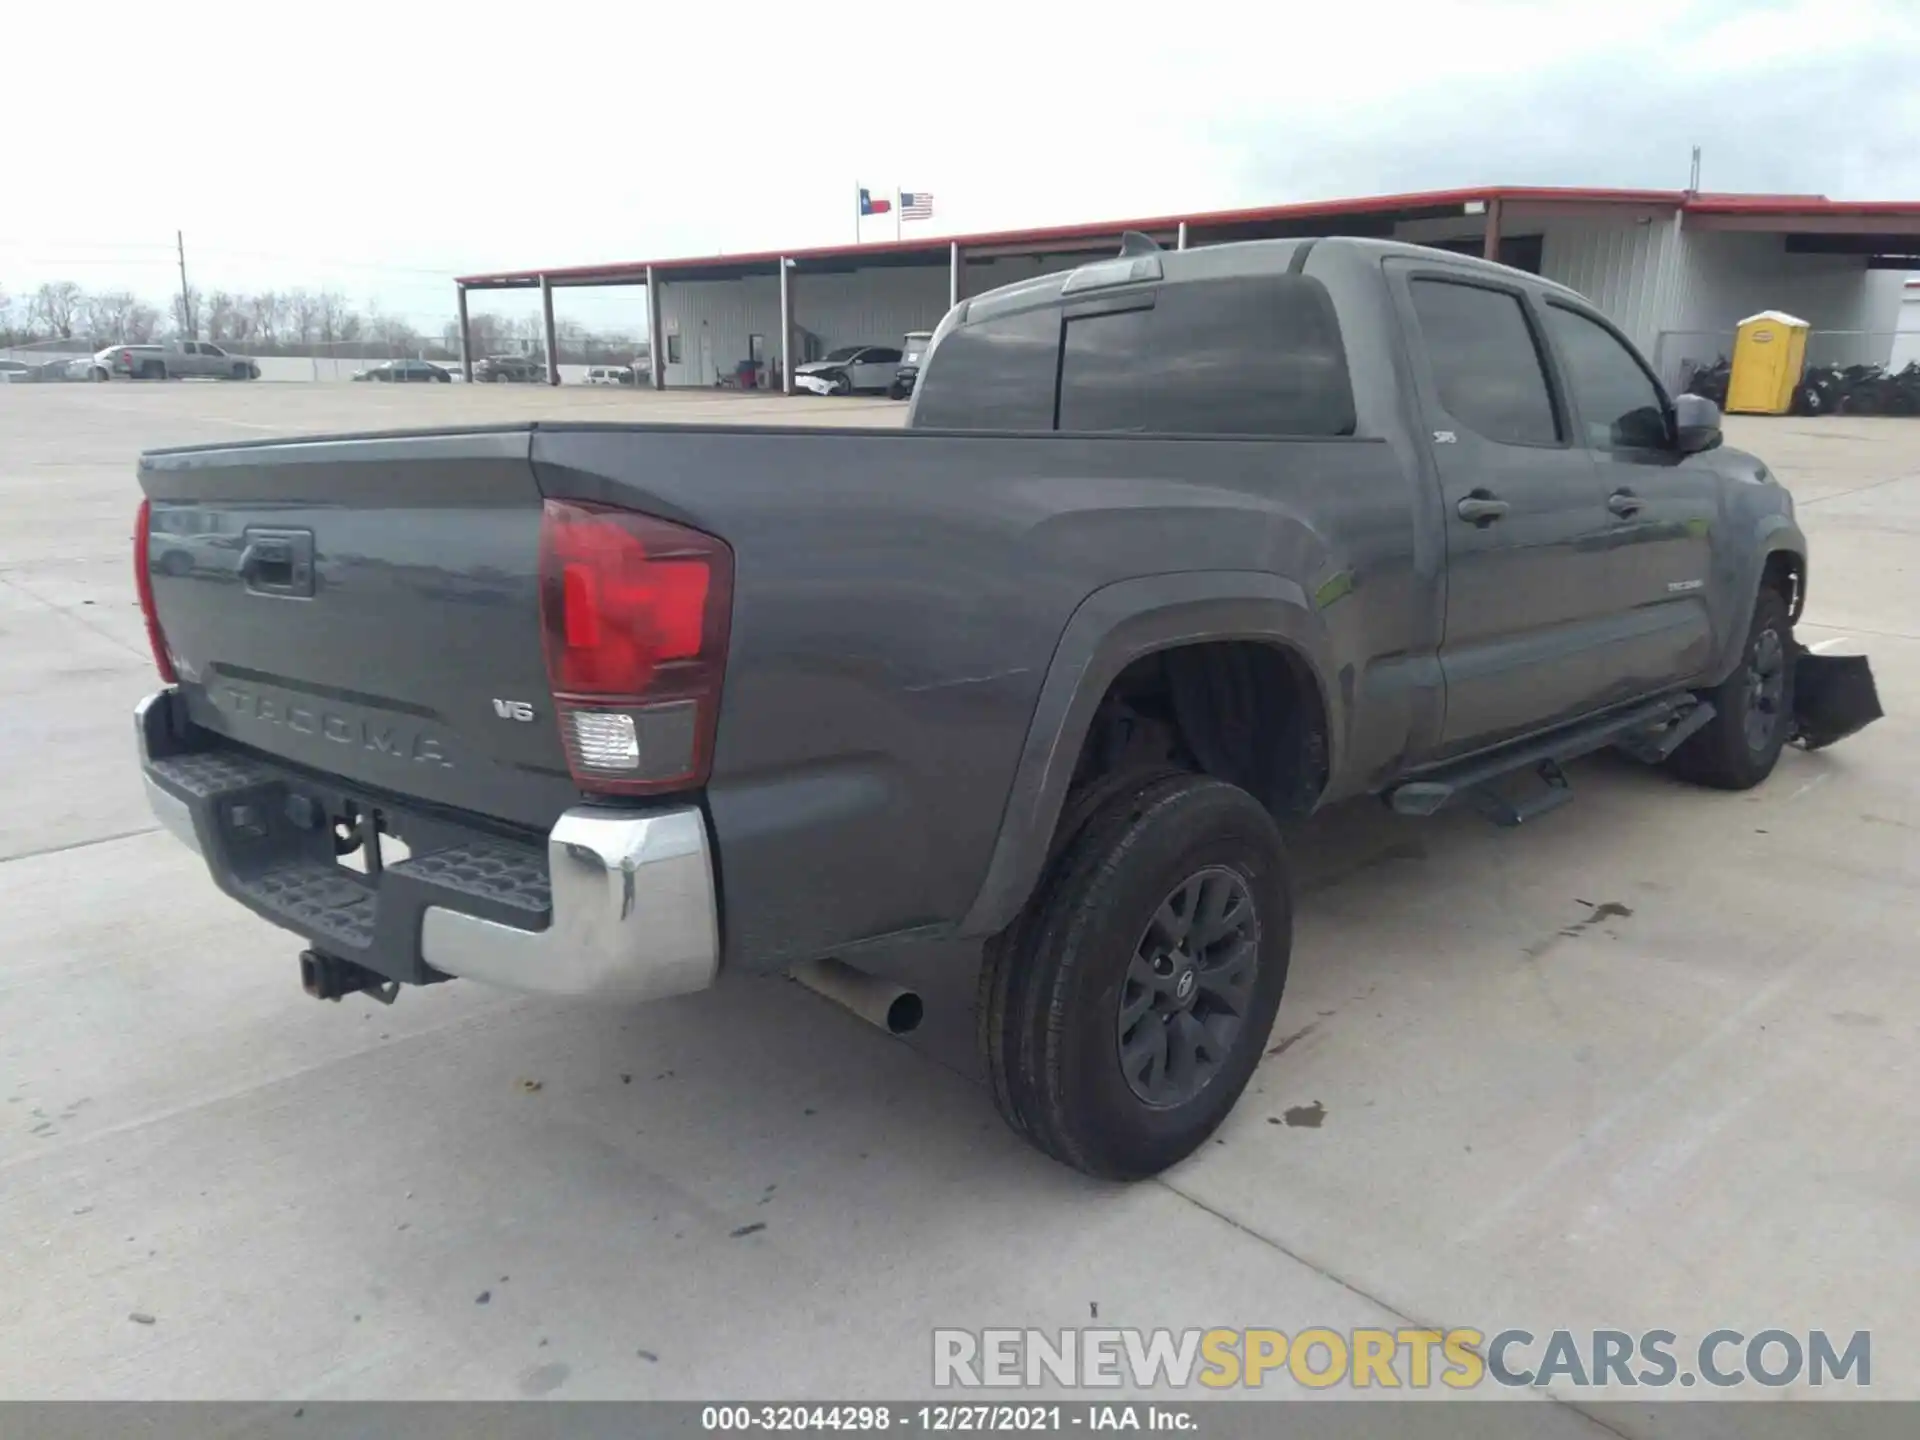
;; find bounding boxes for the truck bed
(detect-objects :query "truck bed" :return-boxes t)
[141,419,1417,971]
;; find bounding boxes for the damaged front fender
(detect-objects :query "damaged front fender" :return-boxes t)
[1792,652,1884,751]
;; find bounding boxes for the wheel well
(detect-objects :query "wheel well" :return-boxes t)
[1762,550,1803,621]
[1066,640,1330,825]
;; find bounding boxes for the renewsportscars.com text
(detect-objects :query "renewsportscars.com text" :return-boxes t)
[933,1327,1871,1390]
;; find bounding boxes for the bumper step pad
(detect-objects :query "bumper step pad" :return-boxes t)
[144,749,550,985]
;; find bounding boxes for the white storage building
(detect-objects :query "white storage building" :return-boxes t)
[455,186,1920,393]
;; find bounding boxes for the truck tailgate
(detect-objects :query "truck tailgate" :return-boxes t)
[138,429,579,833]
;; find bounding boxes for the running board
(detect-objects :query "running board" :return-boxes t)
[1388,696,1711,826]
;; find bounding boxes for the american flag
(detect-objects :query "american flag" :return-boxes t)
[899,190,935,221]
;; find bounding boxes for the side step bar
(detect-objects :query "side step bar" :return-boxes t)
[1387,696,1713,827]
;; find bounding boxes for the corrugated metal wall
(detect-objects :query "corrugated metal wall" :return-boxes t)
[1540,214,1682,354]
[656,277,782,387]
[1655,229,1902,380]
[651,217,1914,389]
[1893,284,1920,368]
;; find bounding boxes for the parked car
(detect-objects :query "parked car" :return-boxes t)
[0,358,35,383]
[353,359,453,383]
[92,342,258,380]
[473,355,547,383]
[586,366,636,386]
[887,331,934,399]
[794,344,902,395]
[131,234,1880,1180]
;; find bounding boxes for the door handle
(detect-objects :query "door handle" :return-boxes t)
[1608,490,1644,518]
[1455,493,1510,526]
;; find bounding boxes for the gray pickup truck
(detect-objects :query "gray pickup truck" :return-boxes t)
[96,341,259,381]
[133,235,1880,1178]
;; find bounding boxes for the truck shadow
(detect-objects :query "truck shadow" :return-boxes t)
[533,742,1817,1190]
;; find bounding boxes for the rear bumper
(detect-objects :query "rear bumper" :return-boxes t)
[136,689,720,1002]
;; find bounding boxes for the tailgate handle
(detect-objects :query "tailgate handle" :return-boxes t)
[240,529,315,597]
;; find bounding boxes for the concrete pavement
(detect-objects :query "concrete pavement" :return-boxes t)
[0,383,1913,1425]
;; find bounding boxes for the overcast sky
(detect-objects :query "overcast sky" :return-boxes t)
[5,0,1917,335]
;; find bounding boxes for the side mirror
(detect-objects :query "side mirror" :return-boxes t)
[1673,393,1723,454]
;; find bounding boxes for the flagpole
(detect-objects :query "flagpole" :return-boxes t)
[895,190,902,243]
[854,181,861,244]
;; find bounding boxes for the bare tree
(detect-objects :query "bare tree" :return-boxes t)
[125,300,162,344]
[170,286,202,339]
[316,290,363,344]
[246,292,285,346]
[203,290,249,345]
[285,289,320,346]
[82,290,166,344]
[367,312,420,353]
[31,280,85,340]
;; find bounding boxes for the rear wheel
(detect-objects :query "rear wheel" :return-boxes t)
[1667,586,1794,790]
[231,363,248,379]
[977,772,1292,1179]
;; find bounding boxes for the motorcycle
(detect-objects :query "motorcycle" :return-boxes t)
[1679,356,1731,407]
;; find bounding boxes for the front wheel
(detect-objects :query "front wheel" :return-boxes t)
[978,772,1292,1179]
[1667,586,1795,790]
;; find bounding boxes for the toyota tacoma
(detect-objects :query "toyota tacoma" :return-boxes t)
[132,235,1881,1178]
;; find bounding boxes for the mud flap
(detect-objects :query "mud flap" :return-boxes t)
[1791,653,1883,751]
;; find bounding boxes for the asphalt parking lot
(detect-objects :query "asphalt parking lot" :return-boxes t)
[2,382,1915,1422]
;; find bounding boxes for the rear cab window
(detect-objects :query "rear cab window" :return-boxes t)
[913,269,1357,437]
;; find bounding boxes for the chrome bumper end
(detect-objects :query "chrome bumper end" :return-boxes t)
[422,807,720,1002]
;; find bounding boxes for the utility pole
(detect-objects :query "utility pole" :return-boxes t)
[1687,146,1702,194]
[176,230,195,339]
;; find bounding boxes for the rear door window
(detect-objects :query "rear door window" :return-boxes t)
[1408,279,1560,446]
[1057,276,1356,436]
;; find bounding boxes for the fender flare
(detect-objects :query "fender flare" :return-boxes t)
[956,570,1337,939]
[1710,514,1807,683]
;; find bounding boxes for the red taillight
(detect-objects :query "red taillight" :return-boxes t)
[134,499,177,683]
[538,499,732,795]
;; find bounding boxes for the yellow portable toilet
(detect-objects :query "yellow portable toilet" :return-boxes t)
[1724,311,1810,416]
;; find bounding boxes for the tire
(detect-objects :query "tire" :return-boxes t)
[139,361,166,380]
[831,372,852,396]
[231,363,248,380]
[977,772,1292,1179]
[91,367,108,382]
[1667,586,1795,791]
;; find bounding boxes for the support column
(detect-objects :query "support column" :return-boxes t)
[540,274,559,386]
[1177,221,1189,251]
[949,241,965,309]
[778,258,794,396]
[1481,197,1503,263]
[646,266,664,390]
[455,284,473,382]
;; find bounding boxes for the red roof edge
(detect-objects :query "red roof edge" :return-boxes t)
[454,184,1920,288]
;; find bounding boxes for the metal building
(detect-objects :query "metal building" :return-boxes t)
[453,185,1920,392]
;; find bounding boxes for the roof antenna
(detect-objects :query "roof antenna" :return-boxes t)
[1687,145,1702,195]
[1117,230,1161,258]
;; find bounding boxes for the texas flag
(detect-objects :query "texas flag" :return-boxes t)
[858,187,892,216]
